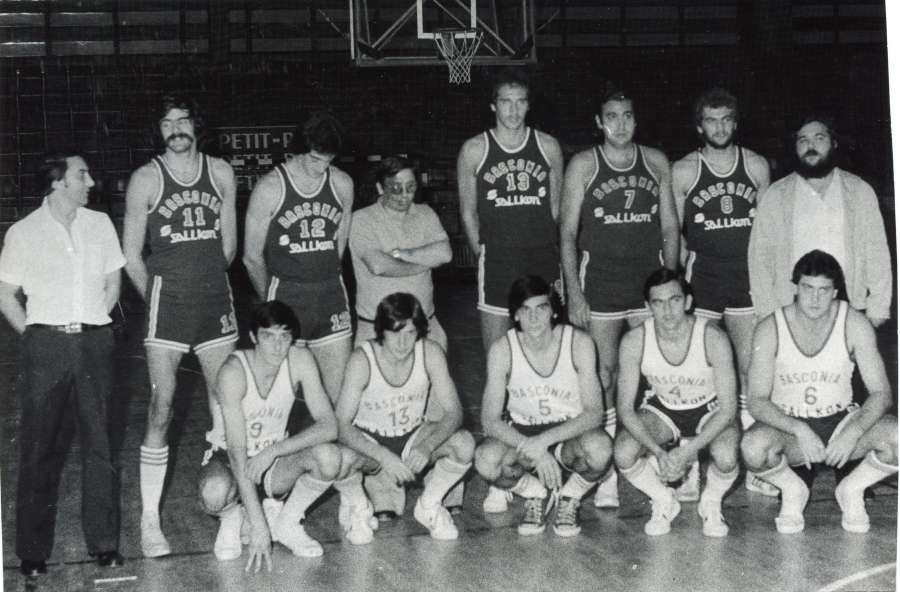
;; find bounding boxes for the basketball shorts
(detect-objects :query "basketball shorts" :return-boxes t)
[357,424,425,469]
[267,275,352,347]
[478,243,562,316]
[789,404,860,465]
[579,251,657,320]
[144,274,238,353]
[685,252,753,318]
[201,447,286,501]
[511,421,576,473]
[641,396,720,444]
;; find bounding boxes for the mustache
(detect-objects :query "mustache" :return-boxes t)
[166,133,194,143]
[803,149,820,157]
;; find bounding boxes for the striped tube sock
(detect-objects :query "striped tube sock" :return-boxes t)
[140,445,169,518]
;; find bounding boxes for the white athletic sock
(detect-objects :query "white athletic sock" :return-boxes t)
[841,450,898,494]
[278,474,334,527]
[603,408,617,439]
[621,456,669,502]
[559,472,596,500]
[420,458,471,508]
[140,445,169,518]
[758,455,808,514]
[701,464,738,504]
[510,473,547,499]
[334,472,368,505]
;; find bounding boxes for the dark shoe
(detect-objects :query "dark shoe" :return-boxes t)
[20,559,47,577]
[96,551,125,568]
[374,510,399,522]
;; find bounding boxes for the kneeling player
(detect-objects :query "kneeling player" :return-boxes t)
[475,276,613,537]
[335,292,474,542]
[198,301,340,571]
[615,269,739,537]
[741,250,897,534]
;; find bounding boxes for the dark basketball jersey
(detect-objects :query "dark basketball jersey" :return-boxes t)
[265,164,345,283]
[146,154,228,284]
[683,147,759,259]
[475,127,555,249]
[578,144,661,262]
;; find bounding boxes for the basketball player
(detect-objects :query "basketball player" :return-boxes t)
[615,269,739,537]
[123,94,238,558]
[243,111,353,405]
[559,89,680,508]
[457,67,564,513]
[671,88,774,499]
[741,250,897,534]
[335,293,474,542]
[475,276,612,537]
[199,301,340,569]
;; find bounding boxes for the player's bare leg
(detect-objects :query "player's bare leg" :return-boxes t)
[590,317,626,508]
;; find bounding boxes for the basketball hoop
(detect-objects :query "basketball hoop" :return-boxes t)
[433,29,483,84]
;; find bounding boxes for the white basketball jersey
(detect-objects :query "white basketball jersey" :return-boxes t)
[353,340,430,437]
[771,301,854,418]
[506,325,584,425]
[236,350,295,457]
[641,317,716,410]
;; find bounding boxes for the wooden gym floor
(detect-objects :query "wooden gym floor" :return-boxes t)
[1,272,896,592]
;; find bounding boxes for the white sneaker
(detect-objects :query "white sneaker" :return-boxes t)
[339,497,379,532]
[835,479,870,533]
[594,469,620,508]
[341,500,376,545]
[517,496,547,536]
[697,497,728,538]
[676,461,701,503]
[644,490,681,536]
[746,472,780,497]
[262,498,284,532]
[213,505,243,561]
[552,496,582,537]
[414,498,459,540]
[271,521,324,558]
[141,514,172,558]
[483,486,513,514]
[774,479,810,534]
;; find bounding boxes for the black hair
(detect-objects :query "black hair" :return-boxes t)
[642,268,692,302]
[507,275,565,330]
[250,300,301,341]
[491,67,530,104]
[791,250,848,300]
[287,111,344,156]
[694,87,739,127]
[39,150,83,196]
[374,292,429,344]
[158,93,204,133]
[374,155,416,188]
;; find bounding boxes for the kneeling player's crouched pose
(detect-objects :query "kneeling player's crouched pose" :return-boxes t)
[198,301,340,571]
[475,276,613,537]
[335,292,474,542]
[741,250,897,534]
[615,269,740,537]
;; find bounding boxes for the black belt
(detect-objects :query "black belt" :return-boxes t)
[30,323,109,334]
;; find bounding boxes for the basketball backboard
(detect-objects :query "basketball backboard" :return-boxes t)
[349,0,537,67]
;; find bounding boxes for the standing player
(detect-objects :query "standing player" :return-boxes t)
[335,293,474,542]
[560,89,680,507]
[671,88,774,498]
[243,112,354,405]
[615,269,739,537]
[475,276,612,537]
[742,251,897,534]
[457,68,564,513]
[123,94,238,558]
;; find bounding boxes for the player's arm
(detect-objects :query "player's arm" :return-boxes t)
[457,135,484,256]
[242,171,279,300]
[645,147,680,270]
[538,131,565,221]
[122,163,157,298]
[617,327,666,458]
[412,340,464,456]
[559,151,591,328]
[332,169,355,260]
[744,148,771,196]
[680,324,737,459]
[480,337,527,449]
[211,157,238,265]
[825,309,893,467]
[671,154,695,267]
[0,280,25,334]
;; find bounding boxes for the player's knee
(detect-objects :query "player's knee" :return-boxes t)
[337,446,362,479]
[581,431,614,471]
[740,431,770,471]
[872,420,898,465]
[474,442,506,480]
[712,447,739,473]
[198,474,234,514]
[311,443,342,481]
[613,433,639,470]
[448,430,475,464]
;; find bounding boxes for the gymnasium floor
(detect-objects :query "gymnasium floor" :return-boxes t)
[1,273,896,592]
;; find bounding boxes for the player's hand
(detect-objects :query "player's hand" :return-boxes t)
[245,447,276,485]
[534,451,562,491]
[245,522,272,573]
[380,452,416,485]
[567,291,591,329]
[652,450,680,483]
[792,423,826,469]
[662,446,693,481]
[824,424,863,468]
[516,436,549,466]
[404,445,432,475]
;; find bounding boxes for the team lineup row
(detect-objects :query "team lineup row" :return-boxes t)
[0,68,894,578]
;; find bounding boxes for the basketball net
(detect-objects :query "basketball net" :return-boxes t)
[434,29,483,84]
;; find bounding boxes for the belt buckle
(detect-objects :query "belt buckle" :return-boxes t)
[64,322,83,334]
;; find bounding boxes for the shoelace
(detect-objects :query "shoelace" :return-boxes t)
[523,497,545,524]
[544,489,559,517]
[556,497,579,525]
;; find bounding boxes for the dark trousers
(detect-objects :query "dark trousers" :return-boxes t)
[15,326,120,561]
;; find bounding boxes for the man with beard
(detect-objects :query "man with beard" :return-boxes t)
[748,115,891,327]
[672,88,775,499]
[123,94,238,558]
